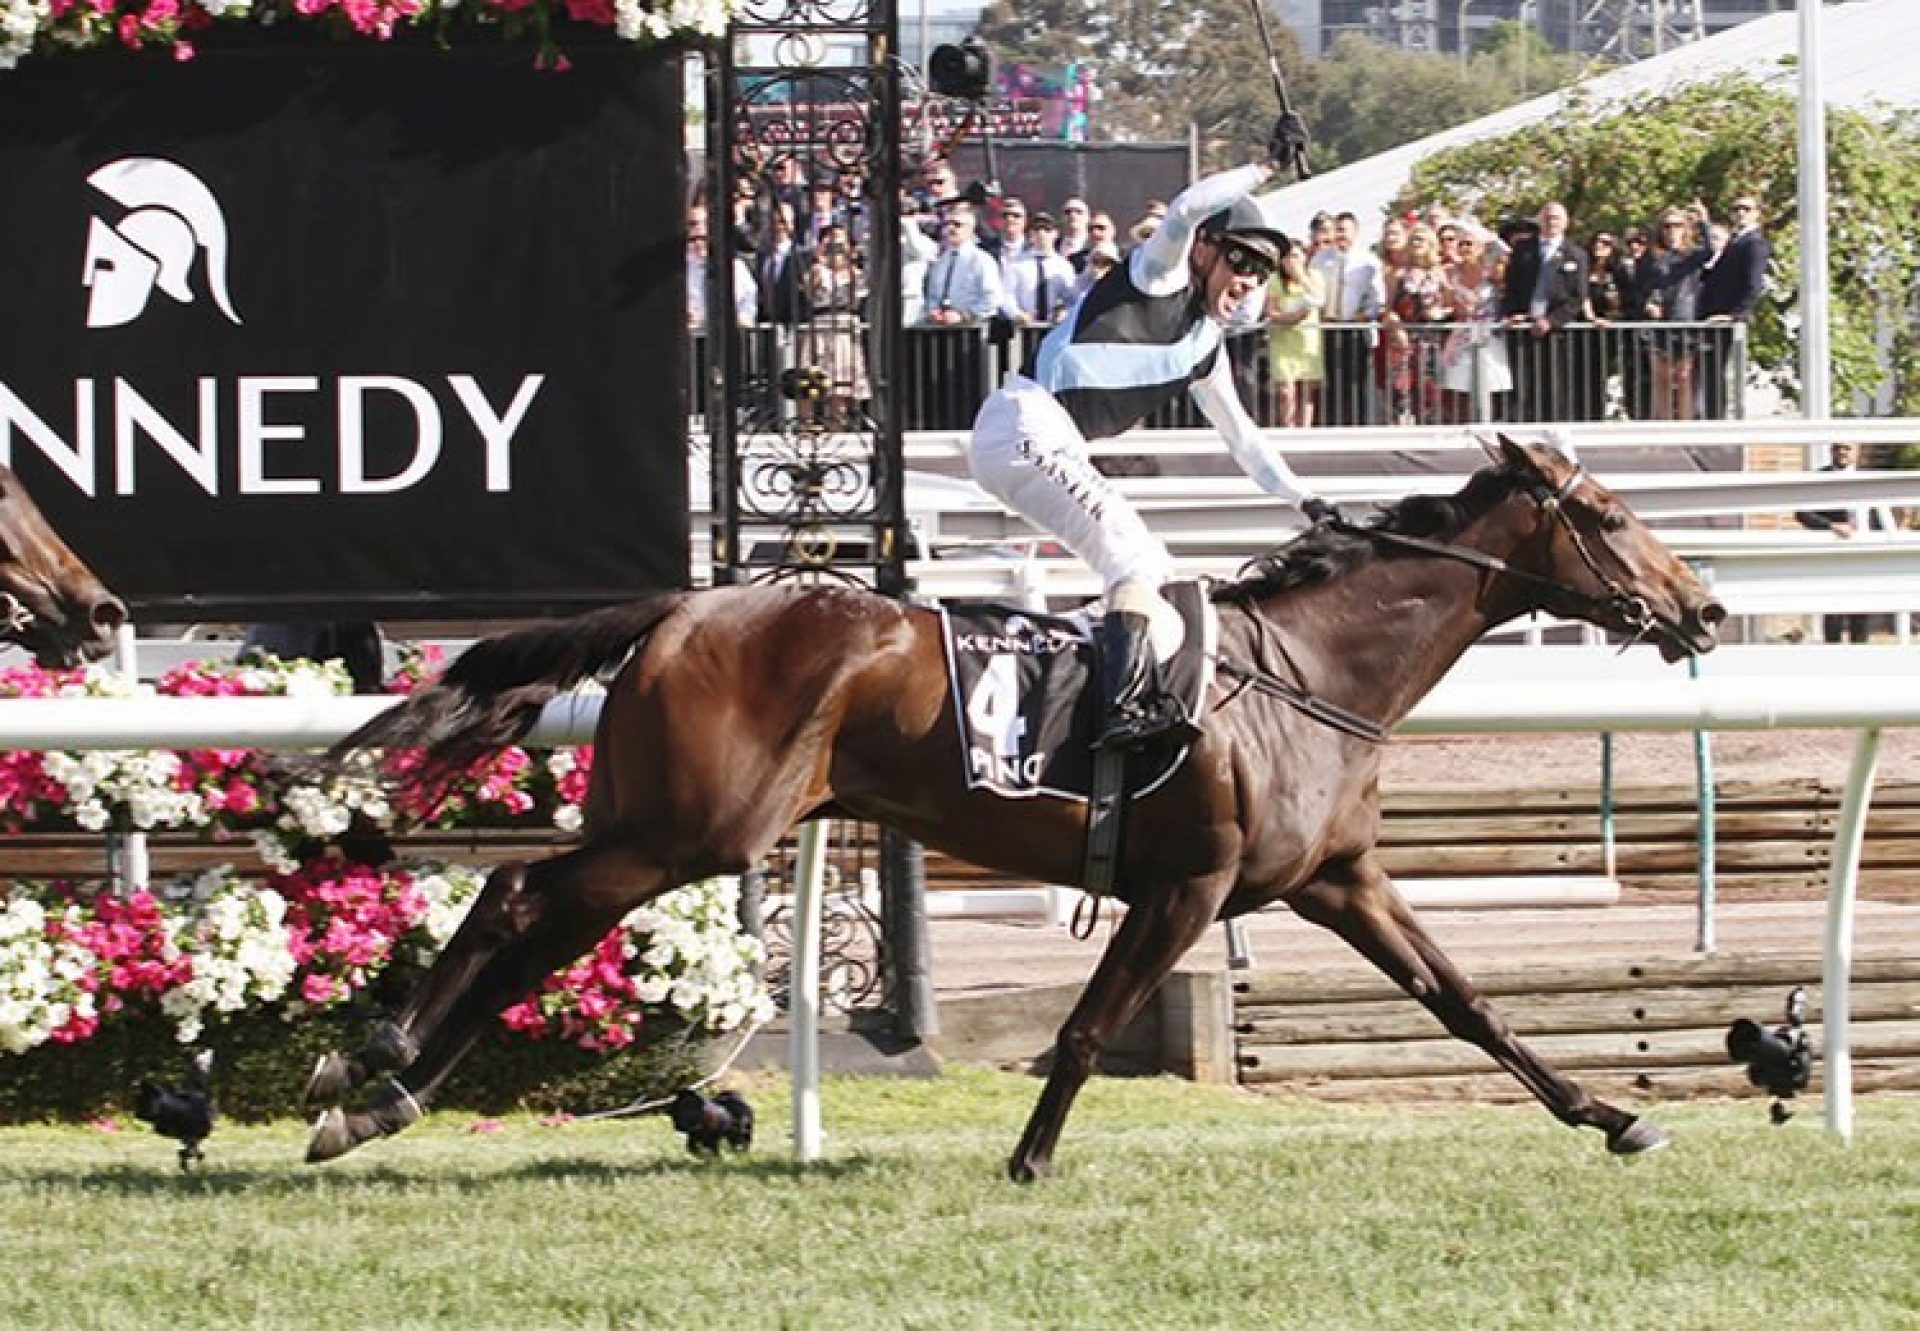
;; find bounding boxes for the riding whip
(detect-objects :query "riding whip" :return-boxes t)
[1245,0,1313,181]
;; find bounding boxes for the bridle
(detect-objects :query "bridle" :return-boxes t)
[1332,463,1668,647]
[1216,463,1692,743]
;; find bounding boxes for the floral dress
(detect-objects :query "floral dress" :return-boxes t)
[1385,266,1449,423]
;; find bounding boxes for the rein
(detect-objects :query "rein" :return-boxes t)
[1337,465,1657,643]
[1216,463,1670,742]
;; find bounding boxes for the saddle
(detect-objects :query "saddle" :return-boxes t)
[938,582,1215,803]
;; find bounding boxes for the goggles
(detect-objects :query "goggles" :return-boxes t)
[1219,239,1276,281]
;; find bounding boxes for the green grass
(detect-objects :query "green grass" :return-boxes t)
[2,1069,1915,1330]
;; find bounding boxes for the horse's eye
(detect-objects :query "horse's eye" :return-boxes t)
[1600,510,1629,533]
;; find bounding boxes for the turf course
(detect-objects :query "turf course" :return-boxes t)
[2,1069,1914,1329]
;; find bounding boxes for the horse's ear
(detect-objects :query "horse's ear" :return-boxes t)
[1474,433,1506,465]
[1495,434,1540,477]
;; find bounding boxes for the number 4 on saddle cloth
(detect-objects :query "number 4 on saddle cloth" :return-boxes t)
[939,582,1215,801]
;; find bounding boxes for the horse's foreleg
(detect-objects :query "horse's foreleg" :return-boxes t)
[1287,859,1664,1156]
[307,841,668,1164]
[1009,874,1228,1183]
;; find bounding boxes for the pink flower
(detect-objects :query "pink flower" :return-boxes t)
[467,1118,502,1134]
[301,973,339,1005]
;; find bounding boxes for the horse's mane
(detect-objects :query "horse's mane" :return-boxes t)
[1212,465,1517,604]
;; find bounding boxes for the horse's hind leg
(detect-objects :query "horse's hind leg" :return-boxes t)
[1008,873,1230,1183]
[1288,856,1665,1156]
[306,839,669,1163]
[305,857,542,1108]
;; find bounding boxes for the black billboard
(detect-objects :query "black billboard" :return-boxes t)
[0,38,688,621]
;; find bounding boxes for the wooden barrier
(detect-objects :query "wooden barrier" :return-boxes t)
[1232,952,1920,1101]
[1371,778,1920,902]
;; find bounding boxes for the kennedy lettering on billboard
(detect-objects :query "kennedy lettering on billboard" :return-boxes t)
[0,44,688,618]
[2,374,544,497]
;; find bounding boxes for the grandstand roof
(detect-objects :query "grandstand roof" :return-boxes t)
[1258,0,1919,242]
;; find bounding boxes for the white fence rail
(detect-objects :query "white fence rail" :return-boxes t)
[900,415,1920,464]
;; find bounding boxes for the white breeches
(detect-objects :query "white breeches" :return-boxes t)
[967,376,1177,594]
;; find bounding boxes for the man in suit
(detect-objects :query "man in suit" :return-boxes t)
[1697,194,1770,419]
[1313,211,1383,426]
[755,202,809,326]
[1795,442,1899,643]
[1500,201,1588,422]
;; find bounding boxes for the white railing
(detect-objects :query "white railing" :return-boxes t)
[901,415,1920,464]
[0,667,1911,1146]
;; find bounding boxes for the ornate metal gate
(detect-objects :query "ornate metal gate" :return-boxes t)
[702,0,935,1037]
[705,0,908,595]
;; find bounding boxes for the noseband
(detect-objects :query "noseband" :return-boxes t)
[1333,465,1659,644]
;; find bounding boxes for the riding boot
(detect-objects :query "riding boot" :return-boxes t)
[1093,610,1196,751]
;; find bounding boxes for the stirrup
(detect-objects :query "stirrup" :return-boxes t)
[1095,698,1199,752]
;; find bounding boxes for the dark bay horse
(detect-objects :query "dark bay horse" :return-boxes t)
[307,439,1724,1177]
[0,462,126,668]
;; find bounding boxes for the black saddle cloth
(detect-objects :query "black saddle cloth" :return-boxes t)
[939,582,1213,802]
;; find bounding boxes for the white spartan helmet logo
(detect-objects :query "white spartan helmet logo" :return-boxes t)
[82,157,243,329]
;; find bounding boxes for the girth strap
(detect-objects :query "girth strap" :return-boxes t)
[1214,654,1392,745]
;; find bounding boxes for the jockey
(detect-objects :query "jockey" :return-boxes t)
[966,113,1330,752]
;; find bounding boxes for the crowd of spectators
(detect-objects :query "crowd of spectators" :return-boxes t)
[688,156,1775,430]
[1276,193,1772,428]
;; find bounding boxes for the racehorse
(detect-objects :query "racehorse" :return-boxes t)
[0,462,126,668]
[306,438,1724,1177]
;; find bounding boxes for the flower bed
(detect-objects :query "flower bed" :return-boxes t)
[1,0,732,73]
[0,654,773,1121]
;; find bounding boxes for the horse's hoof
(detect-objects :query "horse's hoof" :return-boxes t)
[305,1107,359,1164]
[1607,1117,1670,1157]
[305,1051,359,1107]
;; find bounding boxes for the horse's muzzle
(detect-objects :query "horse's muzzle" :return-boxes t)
[1659,598,1726,662]
[21,592,127,669]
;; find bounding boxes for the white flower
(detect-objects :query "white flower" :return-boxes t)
[156,870,299,1043]
[608,876,771,1033]
[613,0,646,41]
[0,0,46,72]
[403,861,485,962]
[42,748,207,833]
[0,893,98,1055]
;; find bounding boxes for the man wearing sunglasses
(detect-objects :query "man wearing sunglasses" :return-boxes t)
[1698,195,1770,419]
[966,114,1330,752]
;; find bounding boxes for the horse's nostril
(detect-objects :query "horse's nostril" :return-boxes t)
[1699,601,1728,630]
[91,596,128,633]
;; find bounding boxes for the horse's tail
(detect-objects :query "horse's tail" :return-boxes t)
[328,592,688,778]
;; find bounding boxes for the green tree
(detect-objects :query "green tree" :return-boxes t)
[1398,73,1920,410]
[974,0,1316,169]
[1309,31,1580,168]
[972,0,1103,67]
